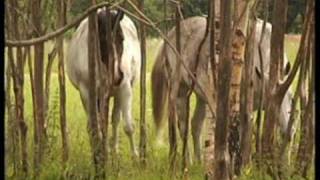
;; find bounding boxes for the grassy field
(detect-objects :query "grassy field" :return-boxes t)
[6,35,311,180]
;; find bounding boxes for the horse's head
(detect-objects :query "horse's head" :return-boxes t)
[98,9,125,85]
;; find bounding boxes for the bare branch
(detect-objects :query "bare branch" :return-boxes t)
[278,1,314,97]
[5,1,124,47]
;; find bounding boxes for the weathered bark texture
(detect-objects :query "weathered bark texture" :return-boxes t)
[204,0,217,177]
[261,0,314,178]
[168,0,181,173]
[31,0,46,177]
[138,0,147,166]
[255,0,268,167]
[261,0,288,176]
[239,12,256,172]
[87,0,105,177]
[7,0,29,176]
[5,2,22,176]
[212,0,233,179]
[44,45,57,135]
[295,1,314,176]
[228,0,248,176]
[56,0,69,167]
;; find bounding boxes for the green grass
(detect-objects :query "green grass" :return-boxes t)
[5,35,313,180]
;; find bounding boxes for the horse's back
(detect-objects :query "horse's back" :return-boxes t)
[66,18,90,89]
[66,12,141,89]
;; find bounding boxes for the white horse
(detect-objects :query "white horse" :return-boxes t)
[151,16,294,162]
[66,8,141,157]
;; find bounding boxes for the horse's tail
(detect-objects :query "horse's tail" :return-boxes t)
[151,45,168,139]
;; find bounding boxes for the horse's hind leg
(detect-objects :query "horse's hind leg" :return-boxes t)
[191,95,206,163]
[110,94,121,154]
[119,81,138,158]
[176,88,191,164]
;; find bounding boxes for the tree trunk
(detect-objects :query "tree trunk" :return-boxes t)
[205,0,217,178]
[255,0,269,167]
[9,0,29,176]
[31,0,46,176]
[228,0,248,176]
[296,10,314,177]
[239,14,255,172]
[44,44,57,134]
[138,0,147,166]
[261,0,287,177]
[57,0,69,168]
[212,0,233,179]
[87,0,105,177]
[168,0,181,173]
[5,2,20,176]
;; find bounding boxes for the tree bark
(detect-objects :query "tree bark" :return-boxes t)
[255,0,268,167]
[8,0,29,176]
[228,0,248,176]
[205,0,217,178]
[31,0,46,176]
[296,10,314,176]
[87,0,105,177]
[239,13,255,172]
[5,2,20,176]
[261,0,287,177]
[168,0,181,173]
[138,0,147,166]
[57,0,69,168]
[212,0,233,179]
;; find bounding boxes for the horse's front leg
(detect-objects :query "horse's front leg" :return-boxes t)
[119,81,138,158]
[110,94,121,154]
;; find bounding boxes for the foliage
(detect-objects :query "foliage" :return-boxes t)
[256,0,305,33]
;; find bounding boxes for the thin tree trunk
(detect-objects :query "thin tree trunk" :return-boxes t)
[261,0,287,177]
[255,0,268,167]
[239,13,255,172]
[98,1,110,172]
[138,0,147,166]
[7,47,21,177]
[56,0,69,168]
[9,0,29,175]
[228,0,248,176]
[87,0,105,177]
[212,0,233,179]
[205,0,217,178]
[296,13,314,177]
[44,44,57,134]
[168,0,181,173]
[278,18,310,171]
[31,0,46,176]
[5,2,20,176]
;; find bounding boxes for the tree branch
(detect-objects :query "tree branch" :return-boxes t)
[278,2,313,97]
[5,1,123,47]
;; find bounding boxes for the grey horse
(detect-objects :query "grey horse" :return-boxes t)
[151,16,294,162]
[66,9,141,157]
